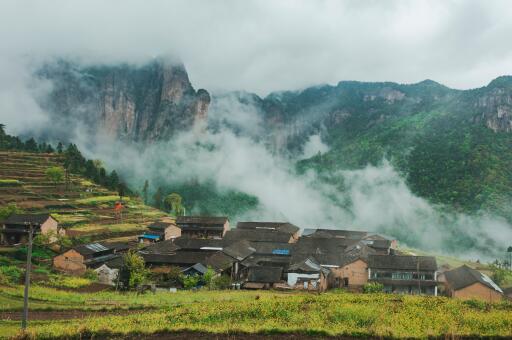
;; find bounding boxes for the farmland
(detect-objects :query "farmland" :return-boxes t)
[0,286,512,339]
[0,151,166,246]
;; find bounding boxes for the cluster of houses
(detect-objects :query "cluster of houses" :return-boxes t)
[1,214,509,302]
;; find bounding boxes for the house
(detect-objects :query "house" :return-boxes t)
[236,222,300,242]
[368,255,438,295]
[243,266,283,289]
[94,264,119,286]
[174,237,223,252]
[286,257,330,292]
[176,216,229,239]
[1,214,60,245]
[332,242,375,289]
[443,265,503,302]
[138,221,181,244]
[53,243,118,275]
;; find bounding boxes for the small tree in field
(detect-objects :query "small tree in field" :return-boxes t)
[45,166,64,186]
[123,250,149,289]
[363,282,384,293]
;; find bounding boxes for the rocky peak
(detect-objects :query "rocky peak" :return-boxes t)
[475,76,512,132]
[38,59,210,141]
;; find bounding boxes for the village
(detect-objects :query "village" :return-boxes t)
[1,212,509,302]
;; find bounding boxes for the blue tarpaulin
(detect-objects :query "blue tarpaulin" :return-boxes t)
[139,234,161,240]
[272,249,290,255]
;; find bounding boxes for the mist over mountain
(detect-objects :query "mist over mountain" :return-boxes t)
[18,58,512,259]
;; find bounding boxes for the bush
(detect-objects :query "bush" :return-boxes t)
[363,282,384,293]
[83,269,98,281]
[181,274,200,289]
[211,275,232,290]
[0,265,23,285]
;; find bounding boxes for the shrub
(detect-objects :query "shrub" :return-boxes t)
[211,275,232,290]
[181,274,200,289]
[0,265,23,285]
[363,282,384,293]
[83,269,98,281]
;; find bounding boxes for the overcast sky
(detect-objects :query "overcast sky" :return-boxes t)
[1,0,511,95]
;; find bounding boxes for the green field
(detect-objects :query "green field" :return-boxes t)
[1,286,511,339]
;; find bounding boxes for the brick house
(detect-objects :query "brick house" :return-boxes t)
[138,221,181,244]
[1,214,60,245]
[286,257,330,292]
[53,243,118,275]
[442,265,503,302]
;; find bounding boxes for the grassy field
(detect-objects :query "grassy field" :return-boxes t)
[0,287,511,339]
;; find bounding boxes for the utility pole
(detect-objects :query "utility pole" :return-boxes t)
[22,222,34,330]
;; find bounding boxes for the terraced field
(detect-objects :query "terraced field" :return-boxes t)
[0,151,167,245]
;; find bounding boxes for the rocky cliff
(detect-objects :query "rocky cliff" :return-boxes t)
[38,59,210,141]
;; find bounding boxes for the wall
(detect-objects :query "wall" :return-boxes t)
[41,217,59,242]
[164,225,181,240]
[452,282,503,302]
[339,259,368,286]
[53,249,86,275]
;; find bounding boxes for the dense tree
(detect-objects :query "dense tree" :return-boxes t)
[122,250,149,289]
[164,193,185,216]
[153,187,163,209]
[45,166,65,186]
[56,142,64,153]
[142,180,149,204]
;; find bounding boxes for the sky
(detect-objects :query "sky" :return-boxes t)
[0,0,511,96]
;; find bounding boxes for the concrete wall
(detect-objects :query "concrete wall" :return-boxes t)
[53,249,86,275]
[451,282,503,302]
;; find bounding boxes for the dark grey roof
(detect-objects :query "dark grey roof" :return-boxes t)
[251,242,293,255]
[222,240,256,261]
[223,229,293,243]
[174,237,223,250]
[368,255,437,271]
[205,251,234,271]
[182,263,208,275]
[361,239,392,250]
[176,216,228,225]
[340,242,376,266]
[236,222,299,234]
[247,266,283,283]
[74,243,113,256]
[148,221,175,231]
[302,229,368,240]
[141,250,207,266]
[241,254,292,268]
[444,265,503,293]
[139,239,181,255]
[103,256,125,269]
[293,237,355,254]
[4,214,54,225]
[288,257,322,273]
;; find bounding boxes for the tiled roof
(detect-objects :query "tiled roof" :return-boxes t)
[368,255,437,271]
[444,265,503,293]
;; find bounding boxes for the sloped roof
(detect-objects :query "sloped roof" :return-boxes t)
[205,251,234,271]
[174,237,223,250]
[361,239,392,250]
[141,250,207,266]
[288,257,322,273]
[444,265,503,293]
[4,214,54,225]
[222,240,256,261]
[74,242,112,256]
[176,216,228,225]
[182,263,208,275]
[148,221,175,231]
[368,255,437,271]
[293,237,355,254]
[301,229,368,240]
[139,239,180,255]
[251,242,293,255]
[223,229,293,243]
[340,242,376,266]
[247,266,283,283]
[236,222,299,234]
[241,254,292,268]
